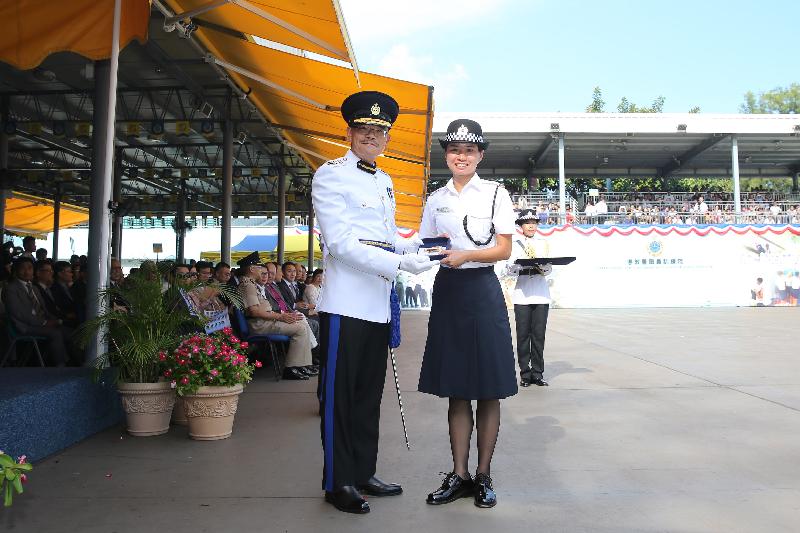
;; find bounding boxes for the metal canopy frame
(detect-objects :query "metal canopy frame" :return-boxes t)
[0,9,316,218]
[430,112,800,222]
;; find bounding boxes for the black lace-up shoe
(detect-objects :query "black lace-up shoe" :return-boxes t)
[357,476,402,496]
[325,486,370,514]
[473,472,497,508]
[426,472,473,505]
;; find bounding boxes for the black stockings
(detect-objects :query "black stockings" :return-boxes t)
[447,398,501,477]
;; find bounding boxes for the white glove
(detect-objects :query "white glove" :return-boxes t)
[539,264,553,276]
[398,253,439,274]
[395,236,424,255]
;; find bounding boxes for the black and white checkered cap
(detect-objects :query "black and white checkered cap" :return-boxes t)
[440,131,485,144]
[438,118,489,150]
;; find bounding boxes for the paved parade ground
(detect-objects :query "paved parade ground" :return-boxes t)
[3,307,799,532]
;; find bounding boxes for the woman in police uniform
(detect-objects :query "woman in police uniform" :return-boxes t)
[418,119,517,509]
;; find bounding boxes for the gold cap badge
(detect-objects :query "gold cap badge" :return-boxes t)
[371,103,381,116]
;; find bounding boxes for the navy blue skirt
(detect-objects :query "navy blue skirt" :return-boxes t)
[418,266,518,400]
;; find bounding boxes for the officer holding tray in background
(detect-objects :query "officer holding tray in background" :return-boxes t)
[507,209,552,387]
[311,90,437,514]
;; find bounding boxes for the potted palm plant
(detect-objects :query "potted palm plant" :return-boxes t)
[79,264,205,436]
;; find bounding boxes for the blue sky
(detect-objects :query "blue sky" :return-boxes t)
[339,0,800,113]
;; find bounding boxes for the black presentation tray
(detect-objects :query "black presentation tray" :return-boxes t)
[515,257,576,266]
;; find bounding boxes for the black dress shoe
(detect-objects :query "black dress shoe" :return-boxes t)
[302,365,320,376]
[282,367,310,380]
[357,476,402,496]
[531,378,549,387]
[473,472,497,508]
[519,379,532,387]
[426,472,473,505]
[325,486,370,514]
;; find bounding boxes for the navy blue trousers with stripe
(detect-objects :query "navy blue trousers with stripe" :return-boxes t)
[319,312,389,492]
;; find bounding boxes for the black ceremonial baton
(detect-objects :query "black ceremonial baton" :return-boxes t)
[389,347,410,450]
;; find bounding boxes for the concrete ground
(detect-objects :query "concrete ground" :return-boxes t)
[3,307,799,533]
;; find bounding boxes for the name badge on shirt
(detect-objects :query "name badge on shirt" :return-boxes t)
[435,206,453,213]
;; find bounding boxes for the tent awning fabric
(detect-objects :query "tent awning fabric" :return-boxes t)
[163,0,356,64]
[0,0,150,70]
[179,12,434,229]
[3,192,90,235]
[200,230,322,263]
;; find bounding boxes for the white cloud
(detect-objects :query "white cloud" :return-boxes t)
[374,44,468,108]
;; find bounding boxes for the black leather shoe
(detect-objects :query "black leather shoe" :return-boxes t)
[357,476,402,496]
[519,379,532,387]
[426,472,473,505]
[282,367,310,380]
[325,486,370,514]
[302,365,320,376]
[531,378,549,387]
[473,472,497,508]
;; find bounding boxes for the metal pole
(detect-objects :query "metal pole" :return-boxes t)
[731,135,741,222]
[307,195,314,271]
[176,179,187,263]
[111,148,123,259]
[792,172,799,194]
[277,162,286,265]
[85,0,122,364]
[52,183,61,261]
[605,177,613,192]
[0,94,9,244]
[221,90,233,265]
[558,134,566,224]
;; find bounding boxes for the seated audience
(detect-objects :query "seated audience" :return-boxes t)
[236,254,316,380]
[302,269,323,315]
[2,257,74,366]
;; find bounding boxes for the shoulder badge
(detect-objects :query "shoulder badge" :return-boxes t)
[326,157,347,166]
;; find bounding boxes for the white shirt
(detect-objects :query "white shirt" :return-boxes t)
[595,200,608,214]
[419,174,516,269]
[312,150,401,323]
[507,235,552,304]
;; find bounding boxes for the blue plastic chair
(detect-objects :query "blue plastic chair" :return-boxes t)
[1,320,46,367]
[232,307,290,381]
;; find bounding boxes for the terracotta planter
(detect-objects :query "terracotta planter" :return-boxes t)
[118,381,176,436]
[183,384,243,441]
[171,396,188,426]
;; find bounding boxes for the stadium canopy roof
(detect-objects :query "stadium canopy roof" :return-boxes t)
[430,112,800,183]
[3,192,89,236]
[0,0,433,229]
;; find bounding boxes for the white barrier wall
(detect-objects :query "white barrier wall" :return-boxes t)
[535,224,800,308]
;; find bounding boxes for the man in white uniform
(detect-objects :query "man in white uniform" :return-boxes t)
[312,90,437,514]
[507,209,552,387]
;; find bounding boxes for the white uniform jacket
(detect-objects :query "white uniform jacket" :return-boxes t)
[419,174,516,269]
[311,150,401,323]
[507,235,552,305]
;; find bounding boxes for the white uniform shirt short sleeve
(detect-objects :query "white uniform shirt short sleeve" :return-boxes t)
[420,175,515,269]
[493,187,516,235]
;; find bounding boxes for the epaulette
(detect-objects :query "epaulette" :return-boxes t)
[325,157,348,166]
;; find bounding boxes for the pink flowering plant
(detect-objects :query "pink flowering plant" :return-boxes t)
[0,451,32,507]
[160,328,258,396]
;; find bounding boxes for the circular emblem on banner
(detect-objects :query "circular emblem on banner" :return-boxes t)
[457,124,469,135]
[371,103,381,116]
[648,240,663,256]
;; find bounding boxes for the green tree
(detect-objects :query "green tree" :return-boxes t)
[740,83,800,113]
[617,95,665,113]
[585,86,605,113]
